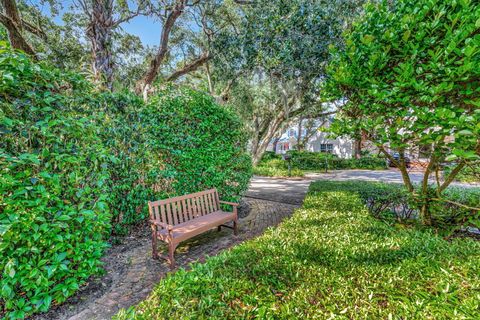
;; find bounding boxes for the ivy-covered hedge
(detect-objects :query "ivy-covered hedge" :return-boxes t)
[0,47,251,318]
[0,46,111,318]
[142,90,252,201]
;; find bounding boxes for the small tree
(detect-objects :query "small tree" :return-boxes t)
[326,0,480,225]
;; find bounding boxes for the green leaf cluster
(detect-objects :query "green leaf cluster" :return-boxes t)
[326,0,480,162]
[142,88,252,202]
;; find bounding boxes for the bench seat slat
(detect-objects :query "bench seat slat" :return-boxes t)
[157,211,235,243]
[206,193,213,213]
[201,195,208,216]
[186,197,194,220]
[181,199,188,222]
[160,204,166,224]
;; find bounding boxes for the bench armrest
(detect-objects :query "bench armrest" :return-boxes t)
[219,200,239,207]
[149,220,173,231]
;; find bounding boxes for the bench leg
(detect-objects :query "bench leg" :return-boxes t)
[233,219,238,236]
[152,231,159,260]
[168,243,177,269]
[217,226,221,232]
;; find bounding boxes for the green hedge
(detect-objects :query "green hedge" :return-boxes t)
[253,158,304,177]
[0,47,252,318]
[288,150,387,170]
[254,151,387,175]
[141,89,252,202]
[0,46,111,318]
[115,181,480,319]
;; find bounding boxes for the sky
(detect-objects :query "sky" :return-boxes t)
[34,0,161,47]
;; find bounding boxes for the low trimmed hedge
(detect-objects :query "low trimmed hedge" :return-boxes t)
[288,150,387,170]
[254,151,386,177]
[115,182,480,319]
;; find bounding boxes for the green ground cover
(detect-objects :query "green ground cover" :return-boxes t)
[115,181,480,319]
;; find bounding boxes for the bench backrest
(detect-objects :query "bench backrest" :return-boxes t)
[148,189,221,226]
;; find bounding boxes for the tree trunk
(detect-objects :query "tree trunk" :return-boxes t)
[86,0,115,90]
[205,60,214,95]
[0,0,36,57]
[252,111,285,165]
[135,0,187,99]
[296,117,303,150]
[354,138,362,159]
[419,152,438,226]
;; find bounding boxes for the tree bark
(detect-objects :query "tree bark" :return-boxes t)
[353,138,362,159]
[252,111,285,165]
[135,0,187,99]
[378,145,414,192]
[419,152,439,225]
[205,60,214,95]
[165,53,211,83]
[0,0,36,57]
[296,117,303,150]
[86,0,115,90]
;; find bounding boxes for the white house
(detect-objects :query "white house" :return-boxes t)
[267,119,355,158]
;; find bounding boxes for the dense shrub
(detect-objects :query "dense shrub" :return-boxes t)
[91,92,161,234]
[141,89,252,200]
[115,182,480,319]
[253,161,304,177]
[0,47,111,318]
[260,151,281,161]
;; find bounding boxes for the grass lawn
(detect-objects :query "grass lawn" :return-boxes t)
[115,182,480,319]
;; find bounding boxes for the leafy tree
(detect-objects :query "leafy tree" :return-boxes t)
[73,0,149,90]
[211,0,365,164]
[326,0,480,225]
[0,0,46,57]
[135,0,248,99]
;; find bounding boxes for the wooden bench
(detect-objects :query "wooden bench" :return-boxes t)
[148,188,239,268]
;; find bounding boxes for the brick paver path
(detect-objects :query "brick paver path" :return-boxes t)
[34,176,309,320]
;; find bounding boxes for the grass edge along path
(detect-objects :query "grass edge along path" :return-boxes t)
[115,182,480,319]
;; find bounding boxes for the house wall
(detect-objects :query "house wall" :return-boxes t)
[307,132,354,159]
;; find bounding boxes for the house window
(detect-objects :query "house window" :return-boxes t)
[320,143,333,153]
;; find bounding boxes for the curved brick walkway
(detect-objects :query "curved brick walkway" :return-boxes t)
[34,176,309,320]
